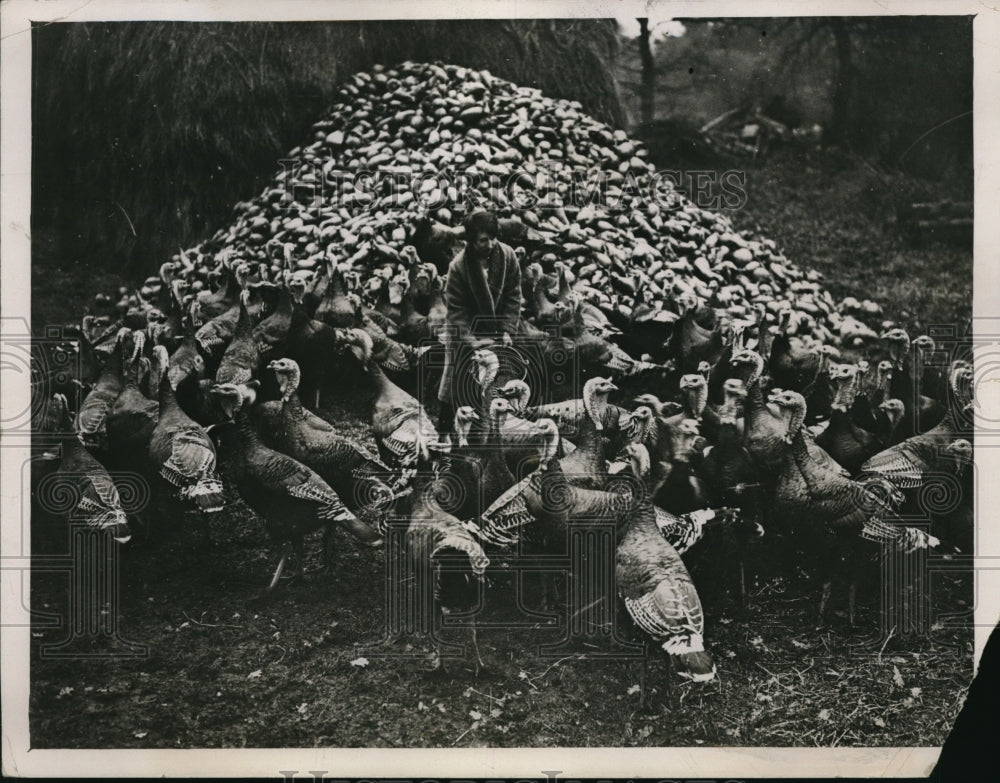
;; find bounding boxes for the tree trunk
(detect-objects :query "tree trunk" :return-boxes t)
[826,19,859,149]
[638,18,655,125]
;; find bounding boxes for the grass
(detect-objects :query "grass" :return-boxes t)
[694,142,972,332]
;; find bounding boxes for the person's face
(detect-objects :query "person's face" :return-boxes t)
[470,232,496,258]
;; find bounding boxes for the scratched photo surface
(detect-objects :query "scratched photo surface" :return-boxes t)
[27,16,974,749]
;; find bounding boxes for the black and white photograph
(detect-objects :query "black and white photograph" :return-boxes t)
[2,0,998,778]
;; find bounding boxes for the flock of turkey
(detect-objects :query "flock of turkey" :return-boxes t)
[29,61,974,695]
[32,232,974,692]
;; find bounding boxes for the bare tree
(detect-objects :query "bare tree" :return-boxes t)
[637,18,655,124]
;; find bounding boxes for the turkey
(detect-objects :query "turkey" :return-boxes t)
[475,417,630,551]
[286,296,340,409]
[336,327,439,476]
[209,382,383,594]
[814,363,893,475]
[525,262,561,328]
[700,378,764,528]
[214,290,260,388]
[851,359,893,433]
[664,291,727,372]
[801,345,841,425]
[314,263,356,328]
[402,448,491,673]
[147,346,226,516]
[620,434,756,556]
[665,372,720,444]
[105,340,159,470]
[860,364,974,492]
[652,418,709,515]
[630,393,683,419]
[770,389,939,623]
[666,373,710,425]
[882,327,947,438]
[252,284,295,368]
[557,377,623,489]
[467,346,531,445]
[493,379,566,476]
[441,399,517,521]
[767,308,829,391]
[737,348,847,479]
[193,257,241,320]
[561,292,650,377]
[615,443,717,694]
[38,393,132,544]
[167,328,208,392]
[354,305,435,381]
[911,334,949,403]
[257,357,399,510]
[192,265,265,356]
[514,375,632,443]
[74,327,137,451]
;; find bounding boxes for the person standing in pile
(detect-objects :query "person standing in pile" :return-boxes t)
[436,210,523,436]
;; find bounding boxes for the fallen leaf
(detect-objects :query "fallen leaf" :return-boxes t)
[910,687,923,699]
[694,739,705,745]
[892,665,904,688]
[518,671,528,680]
[873,717,886,728]
[349,657,369,668]
[134,731,148,739]
[818,709,831,720]
[791,639,809,649]
[627,684,641,695]
[178,622,190,630]
[490,708,503,719]
[247,669,262,680]
[57,687,73,698]
[637,725,653,739]
[469,709,482,721]
[418,701,428,711]
[297,703,309,714]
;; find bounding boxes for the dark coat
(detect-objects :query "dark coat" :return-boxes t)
[437,241,522,403]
